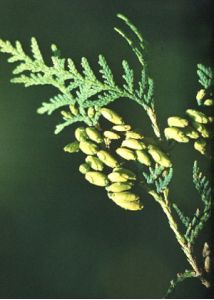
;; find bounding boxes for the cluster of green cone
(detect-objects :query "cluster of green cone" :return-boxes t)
[164,101,213,156]
[63,106,172,211]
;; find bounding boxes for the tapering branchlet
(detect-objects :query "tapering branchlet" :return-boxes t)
[121,138,146,150]
[97,150,119,168]
[79,140,99,155]
[85,156,104,171]
[85,171,109,187]
[79,163,91,174]
[116,147,136,160]
[63,141,80,153]
[100,108,124,125]
[167,116,189,128]
[136,149,152,166]
[85,127,103,143]
[148,145,172,168]
[186,109,209,124]
[164,127,189,143]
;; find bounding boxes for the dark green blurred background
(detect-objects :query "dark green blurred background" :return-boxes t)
[0,0,213,298]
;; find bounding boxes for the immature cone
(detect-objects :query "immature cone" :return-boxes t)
[69,104,79,116]
[86,127,103,143]
[100,108,124,125]
[112,124,132,132]
[64,141,80,153]
[186,109,209,124]
[85,171,109,187]
[87,107,95,118]
[79,140,99,155]
[204,99,214,106]
[104,131,120,140]
[148,145,172,168]
[167,116,189,128]
[106,182,133,192]
[97,150,119,168]
[164,127,189,143]
[108,192,143,211]
[126,131,144,139]
[136,150,152,166]
[75,127,88,141]
[79,163,91,174]
[184,126,199,139]
[122,138,146,150]
[113,167,136,180]
[116,147,136,160]
[192,121,210,138]
[196,89,206,102]
[194,139,207,155]
[85,156,104,171]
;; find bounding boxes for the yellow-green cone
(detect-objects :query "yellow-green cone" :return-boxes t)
[75,127,88,141]
[125,131,144,139]
[208,116,214,123]
[136,150,152,166]
[167,116,189,128]
[148,145,172,168]
[79,163,91,174]
[113,167,136,180]
[122,138,146,150]
[104,131,120,140]
[194,139,207,155]
[79,140,99,155]
[85,171,109,187]
[112,125,131,132]
[184,126,199,139]
[186,109,209,124]
[192,122,210,138]
[87,107,95,118]
[61,110,72,119]
[69,104,79,116]
[108,192,143,211]
[85,156,104,171]
[204,99,214,106]
[97,150,119,168]
[196,89,206,101]
[108,172,128,182]
[100,108,124,125]
[86,127,103,143]
[116,147,136,160]
[164,127,189,143]
[106,182,133,192]
[63,141,80,153]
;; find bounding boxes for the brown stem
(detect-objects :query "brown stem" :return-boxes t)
[149,190,211,288]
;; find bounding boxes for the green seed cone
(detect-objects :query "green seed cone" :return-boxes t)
[79,140,99,155]
[108,172,128,183]
[196,89,206,101]
[61,110,72,119]
[116,147,136,160]
[204,99,214,106]
[194,139,207,155]
[136,150,152,166]
[148,145,172,168]
[106,182,133,192]
[125,131,144,139]
[184,126,200,139]
[87,107,95,118]
[104,131,120,140]
[63,141,80,153]
[75,127,88,141]
[113,167,136,180]
[100,108,124,125]
[69,104,79,116]
[108,192,143,211]
[97,150,119,168]
[112,125,131,132]
[79,163,91,174]
[86,127,103,144]
[186,109,209,124]
[122,138,146,150]
[85,171,109,187]
[164,127,189,143]
[85,156,104,171]
[167,116,189,128]
[192,122,210,138]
